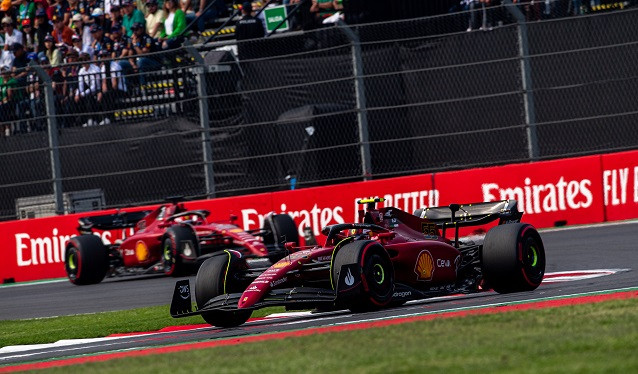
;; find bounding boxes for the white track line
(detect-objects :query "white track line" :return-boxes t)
[2,271,633,358]
[539,219,638,233]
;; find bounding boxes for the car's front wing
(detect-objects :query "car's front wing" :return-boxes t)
[170,279,336,318]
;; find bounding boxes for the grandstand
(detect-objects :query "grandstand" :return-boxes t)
[1,0,638,220]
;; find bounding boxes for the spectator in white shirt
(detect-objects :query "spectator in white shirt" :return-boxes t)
[98,48,126,125]
[72,13,94,51]
[75,52,102,126]
[3,17,24,52]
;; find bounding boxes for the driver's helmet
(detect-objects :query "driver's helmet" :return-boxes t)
[344,228,370,240]
[179,214,201,225]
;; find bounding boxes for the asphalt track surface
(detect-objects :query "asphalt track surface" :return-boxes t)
[1,221,637,365]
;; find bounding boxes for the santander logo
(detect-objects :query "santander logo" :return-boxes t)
[482,177,593,215]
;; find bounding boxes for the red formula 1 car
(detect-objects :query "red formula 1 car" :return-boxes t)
[170,198,546,327]
[64,198,299,285]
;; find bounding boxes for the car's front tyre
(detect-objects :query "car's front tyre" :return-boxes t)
[332,240,394,312]
[195,252,251,327]
[65,235,108,285]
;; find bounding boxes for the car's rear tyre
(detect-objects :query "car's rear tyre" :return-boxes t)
[65,235,108,285]
[195,253,251,327]
[332,240,394,312]
[163,225,198,276]
[262,214,299,247]
[482,223,546,293]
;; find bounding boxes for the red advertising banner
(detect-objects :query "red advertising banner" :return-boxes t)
[0,175,436,283]
[434,155,606,229]
[600,150,638,221]
[1,151,636,284]
[268,174,437,238]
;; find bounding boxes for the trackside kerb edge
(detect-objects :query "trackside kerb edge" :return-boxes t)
[2,289,636,373]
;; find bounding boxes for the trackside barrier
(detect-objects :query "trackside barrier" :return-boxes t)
[1,150,637,283]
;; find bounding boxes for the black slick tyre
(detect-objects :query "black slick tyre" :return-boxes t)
[195,253,251,327]
[332,240,394,312]
[163,225,198,276]
[482,223,546,293]
[262,214,299,247]
[65,235,108,285]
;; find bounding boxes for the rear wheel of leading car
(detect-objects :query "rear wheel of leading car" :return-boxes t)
[482,223,546,293]
[332,240,394,312]
[195,253,251,327]
[163,225,198,277]
[262,214,299,247]
[65,235,108,285]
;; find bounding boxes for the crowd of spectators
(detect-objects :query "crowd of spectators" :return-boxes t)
[0,0,631,133]
[455,0,612,32]
[0,0,230,132]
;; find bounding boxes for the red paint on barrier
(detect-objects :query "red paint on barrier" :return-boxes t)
[2,150,638,283]
[1,290,636,373]
[434,155,605,235]
[600,150,638,221]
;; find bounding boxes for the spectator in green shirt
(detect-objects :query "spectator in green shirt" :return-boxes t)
[0,65,17,135]
[17,0,36,30]
[122,0,146,37]
[311,0,341,17]
[310,0,341,26]
[159,0,186,49]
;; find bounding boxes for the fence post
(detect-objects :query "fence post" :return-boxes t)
[32,63,64,214]
[336,20,372,180]
[505,1,539,160]
[185,45,216,198]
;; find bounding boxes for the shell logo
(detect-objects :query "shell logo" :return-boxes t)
[414,250,435,281]
[135,241,149,262]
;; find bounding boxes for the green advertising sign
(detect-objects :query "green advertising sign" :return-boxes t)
[264,5,289,33]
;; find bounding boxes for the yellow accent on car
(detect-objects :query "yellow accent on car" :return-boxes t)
[135,241,149,262]
[357,197,385,204]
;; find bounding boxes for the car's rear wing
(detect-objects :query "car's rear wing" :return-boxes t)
[413,200,522,248]
[78,210,151,233]
[414,200,522,227]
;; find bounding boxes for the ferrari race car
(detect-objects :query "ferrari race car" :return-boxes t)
[170,198,546,327]
[64,198,299,285]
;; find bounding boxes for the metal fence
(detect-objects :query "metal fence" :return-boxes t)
[2,1,638,220]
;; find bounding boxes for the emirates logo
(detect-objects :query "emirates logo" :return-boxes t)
[414,250,434,281]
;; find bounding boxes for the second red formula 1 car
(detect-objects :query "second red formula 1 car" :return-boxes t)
[65,198,299,285]
[170,198,546,327]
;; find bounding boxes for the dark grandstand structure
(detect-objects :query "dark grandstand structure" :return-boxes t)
[1,0,637,219]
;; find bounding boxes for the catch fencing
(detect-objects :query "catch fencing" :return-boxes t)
[2,1,638,220]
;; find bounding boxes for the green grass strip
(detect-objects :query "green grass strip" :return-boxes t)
[3,287,637,349]
[0,306,285,348]
[26,298,638,373]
